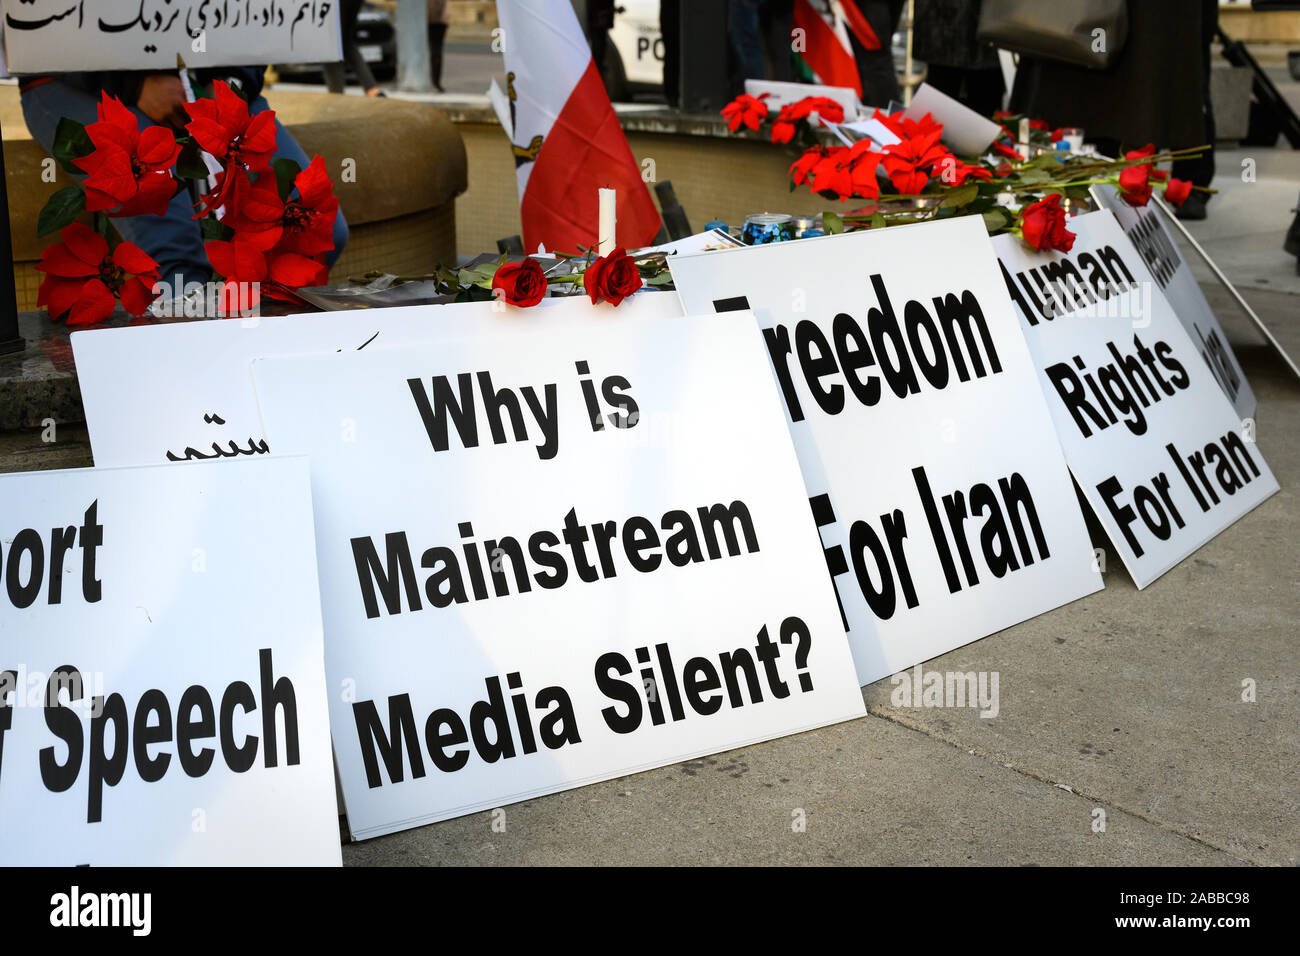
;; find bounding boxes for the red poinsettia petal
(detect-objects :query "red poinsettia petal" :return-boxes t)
[267,251,328,289]
[117,275,160,316]
[205,239,268,283]
[38,275,87,320]
[112,171,176,218]
[186,116,233,158]
[136,125,181,170]
[239,111,279,171]
[66,277,117,326]
[59,222,108,268]
[111,241,161,277]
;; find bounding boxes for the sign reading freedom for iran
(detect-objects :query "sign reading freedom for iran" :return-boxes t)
[2,0,341,72]
[71,293,684,469]
[670,218,1102,686]
[1090,184,1257,420]
[993,210,1278,588]
[251,312,866,839]
[0,457,339,865]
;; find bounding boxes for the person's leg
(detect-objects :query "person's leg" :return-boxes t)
[429,22,448,92]
[323,61,347,94]
[21,79,209,289]
[728,0,766,81]
[249,97,349,265]
[339,0,381,94]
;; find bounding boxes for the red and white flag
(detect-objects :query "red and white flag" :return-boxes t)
[792,0,883,98]
[494,0,660,254]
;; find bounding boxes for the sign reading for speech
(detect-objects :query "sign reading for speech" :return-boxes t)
[2,0,341,73]
[0,457,339,865]
[1090,184,1256,419]
[993,210,1278,588]
[71,293,685,469]
[250,312,866,840]
[670,218,1103,687]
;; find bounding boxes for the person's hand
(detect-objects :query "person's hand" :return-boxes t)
[136,74,190,129]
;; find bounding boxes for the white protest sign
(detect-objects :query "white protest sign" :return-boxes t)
[2,0,342,72]
[903,83,1002,157]
[1090,184,1256,420]
[0,457,339,865]
[71,292,684,468]
[250,312,866,839]
[669,218,1102,687]
[992,210,1278,588]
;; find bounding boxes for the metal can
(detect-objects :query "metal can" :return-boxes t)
[741,213,794,245]
[789,216,817,238]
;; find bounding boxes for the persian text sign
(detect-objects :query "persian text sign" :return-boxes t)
[993,210,1278,587]
[0,457,339,865]
[251,312,866,839]
[670,218,1102,686]
[71,293,684,468]
[3,0,341,72]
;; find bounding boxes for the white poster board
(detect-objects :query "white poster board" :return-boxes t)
[992,210,1278,588]
[1090,184,1256,420]
[250,312,866,839]
[2,0,342,72]
[71,293,684,468]
[0,457,339,865]
[669,218,1103,687]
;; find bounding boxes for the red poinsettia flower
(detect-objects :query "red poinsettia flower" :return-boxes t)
[872,109,942,142]
[1164,177,1194,207]
[881,126,951,195]
[771,96,846,144]
[790,146,829,187]
[1019,193,1076,253]
[992,140,1024,162]
[806,141,883,200]
[206,232,328,304]
[584,248,643,306]
[1118,163,1153,206]
[220,156,339,257]
[36,222,160,324]
[720,92,769,132]
[185,80,279,216]
[73,94,180,218]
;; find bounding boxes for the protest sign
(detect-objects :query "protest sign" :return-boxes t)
[0,457,339,865]
[71,293,684,468]
[2,0,342,72]
[250,311,866,839]
[669,218,1102,686]
[1090,184,1256,419]
[992,210,1278,588]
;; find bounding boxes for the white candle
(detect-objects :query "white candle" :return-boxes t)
[598,188,616,256]
[1018,117,1030,150]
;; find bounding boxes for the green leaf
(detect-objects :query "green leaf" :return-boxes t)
[981,208,1011,233]
[870,212,887,230]
[939,183,980,208]
[36,187,86,237]
[645,271,674,287]
[822,212,843,235]
[176,141,211,181]
[454,284,494,303]
[270,157,301,201]
[199,217,232,242]
[51,118,94,175]
[1015,168,1051,185]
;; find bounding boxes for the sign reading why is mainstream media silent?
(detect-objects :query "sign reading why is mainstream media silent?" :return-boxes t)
[3,0,342,73]
[993,210,1278,588]
[0,457,340,865]
[669,217,1103,687]
[71,293,685,469]
[251,311,866,840]
[1090,184,1257,420]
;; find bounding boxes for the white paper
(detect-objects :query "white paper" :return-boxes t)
[669,218,1103,686]
[0,457,339,865]
[251,311,867,839]
[992,211,1278,587]
[3,0,343,72]
[71,293,685,469]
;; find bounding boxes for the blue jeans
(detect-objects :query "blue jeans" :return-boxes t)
[21,80,348,289]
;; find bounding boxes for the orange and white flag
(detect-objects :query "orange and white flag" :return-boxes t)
[494,0,660,254]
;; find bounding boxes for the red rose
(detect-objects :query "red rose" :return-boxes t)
[1019,194,1076,253]
[36,222,160,325]
[992,140,1025,162]
[720,93,769,132]
[74,94,180,218]
[583,248,643,306]
[1118,163,1152,206]
[1164,177,1194,207]
[492,257,548,307]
